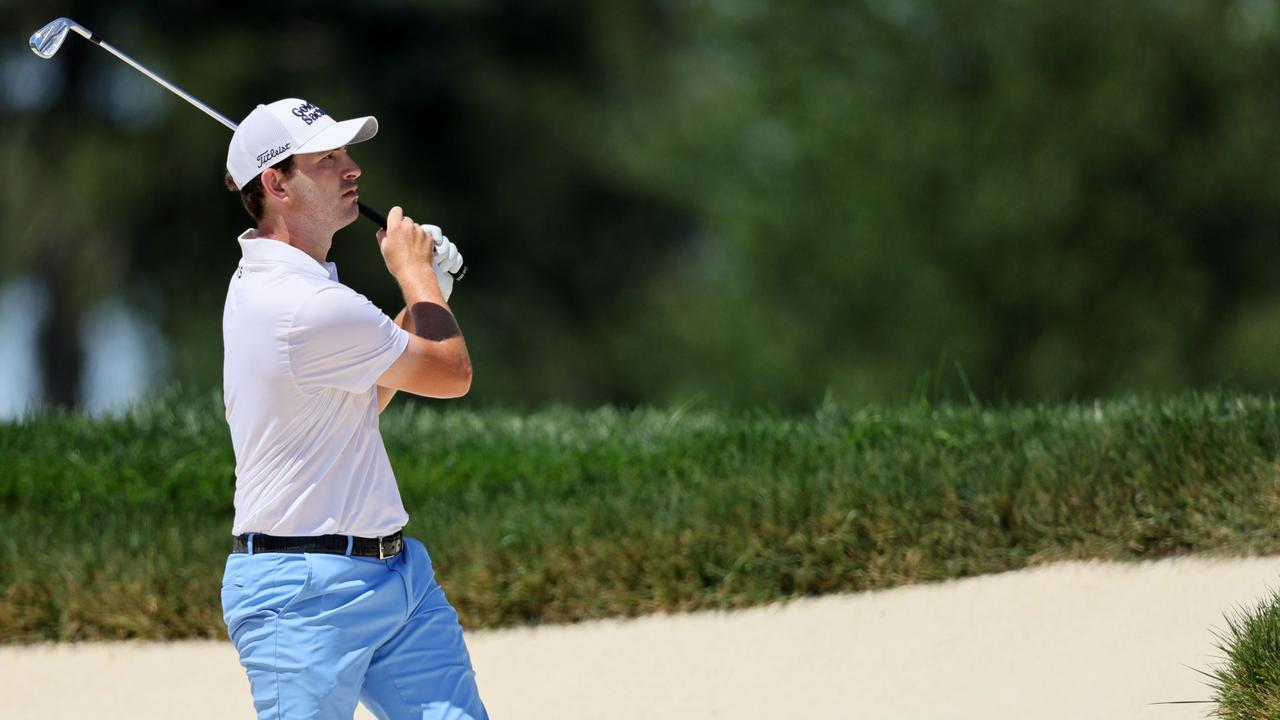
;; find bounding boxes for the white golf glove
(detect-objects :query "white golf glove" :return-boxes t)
[420,224,464,302]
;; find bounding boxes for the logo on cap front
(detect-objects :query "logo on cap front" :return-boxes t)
[256,142,291,168]
[292,101,327,125]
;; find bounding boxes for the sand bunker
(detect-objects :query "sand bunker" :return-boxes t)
[5,555,1278,719]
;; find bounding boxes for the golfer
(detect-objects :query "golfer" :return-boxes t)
[218,98,487,720]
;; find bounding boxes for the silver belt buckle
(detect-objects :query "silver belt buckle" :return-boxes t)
[378,535,401,560]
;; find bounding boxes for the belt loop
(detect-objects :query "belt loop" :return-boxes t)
[247,533,255,556]
[344,535,354,556]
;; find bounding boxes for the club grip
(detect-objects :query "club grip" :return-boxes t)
[358,200,386,228]
[359,200,467,281]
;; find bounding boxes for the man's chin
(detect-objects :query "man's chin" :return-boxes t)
[338,203,360,229]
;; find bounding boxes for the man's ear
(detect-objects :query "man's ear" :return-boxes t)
[261,167,290,202]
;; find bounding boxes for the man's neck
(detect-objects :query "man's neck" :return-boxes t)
[256,217,332,265]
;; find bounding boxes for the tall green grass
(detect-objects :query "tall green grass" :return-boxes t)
[3,393,1280,642]
[1211,590,1280,718]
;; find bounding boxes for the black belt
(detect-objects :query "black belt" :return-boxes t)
[232,530,405,559]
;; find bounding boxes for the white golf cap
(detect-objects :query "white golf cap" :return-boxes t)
[226,98,378,190]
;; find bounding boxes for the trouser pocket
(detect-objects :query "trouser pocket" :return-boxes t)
[221,553,313,644]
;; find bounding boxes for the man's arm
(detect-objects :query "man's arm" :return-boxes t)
[376,306,414,413]
[374,207,473,400]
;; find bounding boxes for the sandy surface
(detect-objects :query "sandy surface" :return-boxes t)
[4,555,1278,719]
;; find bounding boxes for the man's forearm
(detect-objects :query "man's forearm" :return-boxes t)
[396,266,469,366]
[377,266,470,410]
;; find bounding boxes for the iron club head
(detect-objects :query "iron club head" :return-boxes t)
[29,18,74,59]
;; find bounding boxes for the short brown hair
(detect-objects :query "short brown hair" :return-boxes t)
[224,156,297,224]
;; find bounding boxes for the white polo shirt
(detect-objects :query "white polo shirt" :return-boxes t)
[223,230,411,537]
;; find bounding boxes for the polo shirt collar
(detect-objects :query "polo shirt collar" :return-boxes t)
[237,229,339,281]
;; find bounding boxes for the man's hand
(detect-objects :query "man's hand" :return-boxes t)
[376,206,436,281]
[421,224,464,302]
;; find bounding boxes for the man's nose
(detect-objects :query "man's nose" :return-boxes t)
[344,159,361,180]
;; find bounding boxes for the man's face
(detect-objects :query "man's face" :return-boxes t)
[282,146,362,230]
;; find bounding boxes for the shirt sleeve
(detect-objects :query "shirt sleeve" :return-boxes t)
[288,284,411,394]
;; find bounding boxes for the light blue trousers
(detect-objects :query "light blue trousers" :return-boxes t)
[221,536,488,720]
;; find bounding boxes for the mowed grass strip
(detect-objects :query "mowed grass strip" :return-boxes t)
[3,393,1280,642]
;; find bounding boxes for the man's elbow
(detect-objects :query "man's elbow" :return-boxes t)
[437,359,472,398]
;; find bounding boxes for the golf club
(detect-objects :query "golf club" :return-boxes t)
[28,17,465,280]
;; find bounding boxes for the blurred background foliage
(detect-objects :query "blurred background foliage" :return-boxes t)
[3,0,1280,411]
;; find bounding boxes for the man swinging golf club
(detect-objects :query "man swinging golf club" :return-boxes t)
[219,98,487,720]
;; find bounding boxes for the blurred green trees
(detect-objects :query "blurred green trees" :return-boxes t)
[4,0,1280,409]
[595,0,1280,406]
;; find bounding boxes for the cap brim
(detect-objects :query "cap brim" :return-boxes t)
[294,116,378,155]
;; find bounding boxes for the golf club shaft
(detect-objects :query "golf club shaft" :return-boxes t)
[65,23,237,131]
[44,18,459,276]
[77,23,387,226]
